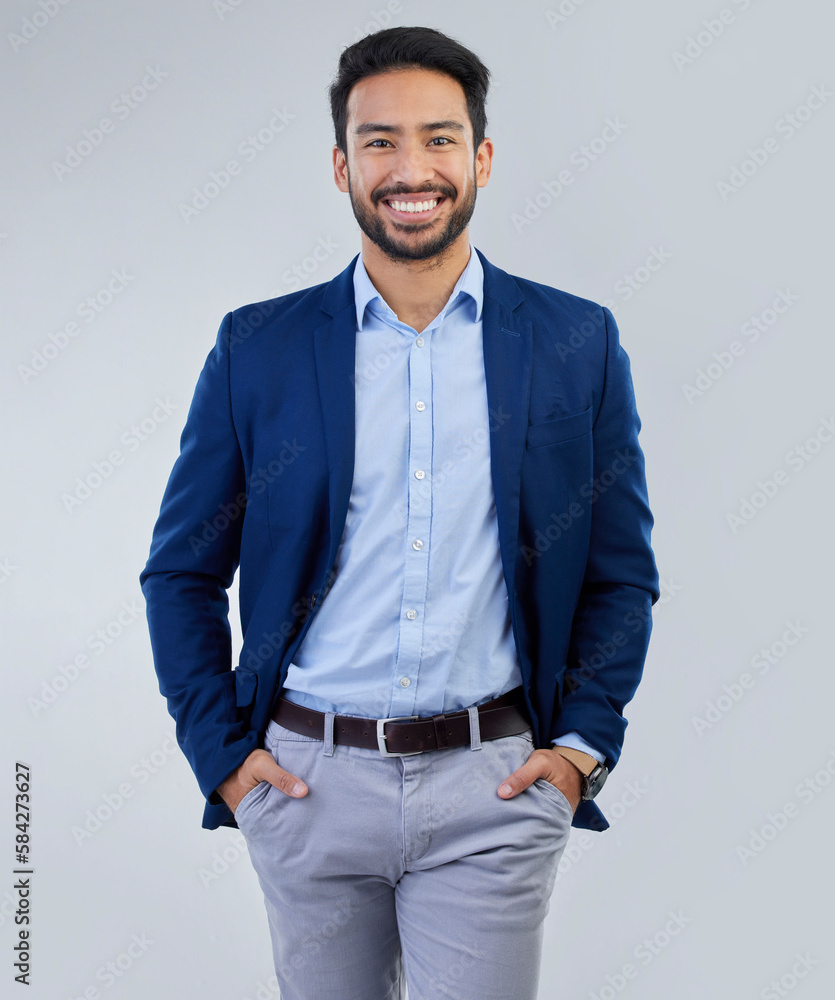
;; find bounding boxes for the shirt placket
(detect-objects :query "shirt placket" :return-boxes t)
[389,320,435,718]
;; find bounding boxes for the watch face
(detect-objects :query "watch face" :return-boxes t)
[584,765,608,800]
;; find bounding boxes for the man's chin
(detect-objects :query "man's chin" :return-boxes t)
[351,200,471,263]
[374,238,457,264]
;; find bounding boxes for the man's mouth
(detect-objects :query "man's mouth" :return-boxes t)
[381,195,447,220]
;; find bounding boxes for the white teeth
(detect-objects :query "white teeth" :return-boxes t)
[389,199,438,213]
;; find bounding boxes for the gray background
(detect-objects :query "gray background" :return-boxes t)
[2,0,834,997]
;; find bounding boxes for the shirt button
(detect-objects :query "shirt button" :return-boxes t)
[415,337,424,347]
[415,400,426,411]
[414,469,425,480]
[406,609,417,620]
[412,539,424,551]
[400,677,411,688]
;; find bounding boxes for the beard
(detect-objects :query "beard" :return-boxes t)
[346,172,477,264]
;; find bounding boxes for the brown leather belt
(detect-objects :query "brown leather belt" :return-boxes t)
[272,685,531,756]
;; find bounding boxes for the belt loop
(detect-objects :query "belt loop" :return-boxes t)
[467,706,482,751]
[322,711,336,756]
[432,713,450,750]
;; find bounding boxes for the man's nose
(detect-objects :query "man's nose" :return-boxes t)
[389,142,435,186]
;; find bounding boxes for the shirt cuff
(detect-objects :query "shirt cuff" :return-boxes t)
[551,731,605,763]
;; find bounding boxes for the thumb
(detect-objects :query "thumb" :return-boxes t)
[259,755,308,798]
[497,761,539,799]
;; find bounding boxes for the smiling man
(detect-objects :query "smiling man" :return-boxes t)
[332,62,492,337]
[140,25,659,1000]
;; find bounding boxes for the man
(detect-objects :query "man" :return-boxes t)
[140,25,659,1000]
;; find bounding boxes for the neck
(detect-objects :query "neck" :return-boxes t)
[359,232,472,334]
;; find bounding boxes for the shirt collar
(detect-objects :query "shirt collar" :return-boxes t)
[352,244,484,331]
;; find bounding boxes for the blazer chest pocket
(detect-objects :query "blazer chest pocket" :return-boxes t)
[526,405,592,450]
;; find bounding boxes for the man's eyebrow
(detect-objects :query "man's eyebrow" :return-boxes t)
[353,120,466,136]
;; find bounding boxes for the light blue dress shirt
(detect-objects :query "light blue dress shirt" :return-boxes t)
[282,246,602,763]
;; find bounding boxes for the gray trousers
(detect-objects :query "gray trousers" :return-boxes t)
[234,710,572,1000]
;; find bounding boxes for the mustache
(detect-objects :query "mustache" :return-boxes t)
[373,185,457,204]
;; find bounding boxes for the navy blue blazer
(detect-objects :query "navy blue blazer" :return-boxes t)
[140,247,660,833]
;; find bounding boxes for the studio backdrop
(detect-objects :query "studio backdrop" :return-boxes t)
[2,1,833,998]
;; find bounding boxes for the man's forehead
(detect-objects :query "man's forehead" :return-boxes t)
[346,68,469,130]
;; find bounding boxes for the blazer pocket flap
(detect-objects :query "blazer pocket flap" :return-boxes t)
[526,406,592,449]
[234,667,258,708]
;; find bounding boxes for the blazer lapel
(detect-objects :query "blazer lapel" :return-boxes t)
[478,248,532,601]
[314,255,360,573]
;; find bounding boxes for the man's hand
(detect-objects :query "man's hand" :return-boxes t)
[216,748,308,815]
[497,747,583,813]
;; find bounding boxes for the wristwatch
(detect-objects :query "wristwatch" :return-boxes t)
[552,746,609,801]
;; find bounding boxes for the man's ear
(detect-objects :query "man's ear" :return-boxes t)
[333,145,349,193]
[475,137,494,188]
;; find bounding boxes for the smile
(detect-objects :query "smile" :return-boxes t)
[382,196,446,219]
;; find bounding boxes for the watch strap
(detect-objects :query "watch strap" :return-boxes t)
[552,745,599,777]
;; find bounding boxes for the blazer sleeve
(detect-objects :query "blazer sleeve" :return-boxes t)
[550,305,660,768]
[139,312,259,807]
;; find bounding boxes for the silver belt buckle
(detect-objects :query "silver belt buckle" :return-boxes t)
[376,715,422,757]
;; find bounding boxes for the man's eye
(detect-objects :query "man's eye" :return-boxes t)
[429,137,451,145]
[368,139,392,147]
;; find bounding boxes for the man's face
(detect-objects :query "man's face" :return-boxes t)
[333,68,493,263]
